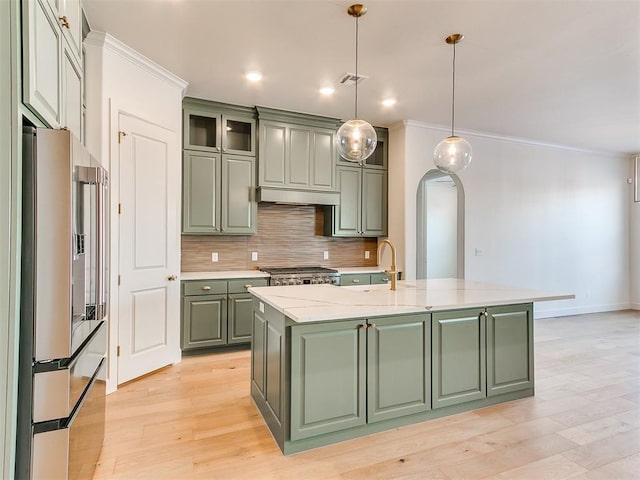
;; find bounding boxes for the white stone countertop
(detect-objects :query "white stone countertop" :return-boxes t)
[248,278,574,323]
[181,271,270,280]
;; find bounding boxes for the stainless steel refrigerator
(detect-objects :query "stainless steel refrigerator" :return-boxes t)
[17,127,108,479]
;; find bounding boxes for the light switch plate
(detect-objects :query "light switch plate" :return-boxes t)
[251,251,258,261]
[323,251,329,260]
[211,252,218,262]
[365,251,370,259]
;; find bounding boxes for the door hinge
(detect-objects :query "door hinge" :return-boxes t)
[118,203,122,214]
[117,345,120,357]
[118,131,127,144]
[118,274,121,286]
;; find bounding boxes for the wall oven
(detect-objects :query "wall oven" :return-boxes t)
[16,127,108,479]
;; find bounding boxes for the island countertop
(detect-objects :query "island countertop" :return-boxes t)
[248,278,574,323]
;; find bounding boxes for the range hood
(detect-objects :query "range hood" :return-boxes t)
[257,186,340,206]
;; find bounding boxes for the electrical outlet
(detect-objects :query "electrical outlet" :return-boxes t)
[211,252,218,262]
[251,251,258,261]
[474,248,482,257]
[364,251,370,259]
[323,251,329,260]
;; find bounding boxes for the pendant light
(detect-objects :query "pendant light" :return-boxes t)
[336,4,377,163]
[434,34,472,174]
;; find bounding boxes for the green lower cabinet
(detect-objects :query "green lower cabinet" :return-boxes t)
[487,304,534,396]
[367,314,431,423]
[290,313,430,440]
[432,308,487,408]
[228,294,253,344]
[290,320,367,441]
[182,295,227,348]
[339,273,371,286]
[251,311,267,399]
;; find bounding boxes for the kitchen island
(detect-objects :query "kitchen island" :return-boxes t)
[248,279,573,454]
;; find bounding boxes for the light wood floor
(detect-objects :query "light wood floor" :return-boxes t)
[93,310,640,479]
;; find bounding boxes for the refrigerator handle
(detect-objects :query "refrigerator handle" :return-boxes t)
[95,168,108,320]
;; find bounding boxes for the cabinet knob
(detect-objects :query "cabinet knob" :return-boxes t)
[202,285,211,291]
[167,274,177,281]
[352,279,360,283]
[59,15,70,28]
[382,277,390,283]
[369,323,376,329]
[358,323,367,329]
[244,284,252,289]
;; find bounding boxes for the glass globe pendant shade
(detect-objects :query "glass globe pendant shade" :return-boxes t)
[433,135,472,174]
[336,119,378,162]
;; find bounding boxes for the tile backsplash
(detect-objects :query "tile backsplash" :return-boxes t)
[181,203,379,271]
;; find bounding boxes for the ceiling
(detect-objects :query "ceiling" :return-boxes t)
[83,0,640,155]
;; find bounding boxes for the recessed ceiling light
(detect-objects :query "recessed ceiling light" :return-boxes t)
[319,86,335,96]
[382,98,397,107]
[246,71,263,82]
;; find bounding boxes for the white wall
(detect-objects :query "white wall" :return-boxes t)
[425,179,458,278]
[84,32,187,393]
[631,155,640,309]
[389,121,631,318]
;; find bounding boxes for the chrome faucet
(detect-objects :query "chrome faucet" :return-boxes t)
[377,239,398,291]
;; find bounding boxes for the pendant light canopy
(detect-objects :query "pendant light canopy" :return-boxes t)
[336,4,377,163]
[434,34,472,174]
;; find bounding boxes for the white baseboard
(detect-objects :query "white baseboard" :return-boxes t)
[534,302,633,319]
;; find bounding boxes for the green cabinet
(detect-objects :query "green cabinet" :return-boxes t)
[432,304,534,409]
[432,308,487,408]
[487,304,534,396]
[325,128,388,237]
[182,98,257,234]
[182,151,256,234]
[181,277,267,352]
[22,0,83,138]
[339,272,392,286]
[256,107,341,204]
[289,313,430,440]
[338,126,388,170]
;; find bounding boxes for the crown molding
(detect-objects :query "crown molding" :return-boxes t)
[84,31,188,94]
[402,120,627,159]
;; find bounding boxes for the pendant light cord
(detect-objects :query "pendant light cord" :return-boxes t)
[451,41,456,137]
[355,15,359,119]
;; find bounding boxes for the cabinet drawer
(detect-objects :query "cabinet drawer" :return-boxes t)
[340,274,371,286]
[183,280,227,296]
[228,277,268,294]
[370,273,391,285]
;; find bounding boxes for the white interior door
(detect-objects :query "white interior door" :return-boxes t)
[117,113,180,384]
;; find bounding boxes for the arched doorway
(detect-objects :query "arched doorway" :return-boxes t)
[416,169,465,279]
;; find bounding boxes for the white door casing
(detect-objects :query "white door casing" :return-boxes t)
[117,112,180,384]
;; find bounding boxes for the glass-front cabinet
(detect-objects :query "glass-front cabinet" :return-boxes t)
[337,126,387,169]
[183,99,256,156]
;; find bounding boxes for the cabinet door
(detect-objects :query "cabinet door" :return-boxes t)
[183,108,221,153]
[182,151,221,234]
[290,320,367,441]
[222,115,256,156]
[331,166,362,237]
[367,314,431,423]
[23,0,62,128]
[340,274,370,286]
[362,169,387,236]
[228,294,253,344]
[311,128,335,190]
[182,295,227,350]
[259,121,286,186]
[363,127,388,169]
[432,309,486,408]
[61,47,81,139]
[487,304,534,396]
[288,127,311,187]
[252,310,267,398]
[221,155,256,234]
[59,0,82,63]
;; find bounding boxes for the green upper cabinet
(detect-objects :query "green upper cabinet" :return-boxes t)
[183,98,256,156]
[182,151,256,234]
[325,127,388,237]
[182,98,257,235]
[256,107,341,204]
[22,0,83,138]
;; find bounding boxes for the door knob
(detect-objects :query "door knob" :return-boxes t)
[167,274,177,281]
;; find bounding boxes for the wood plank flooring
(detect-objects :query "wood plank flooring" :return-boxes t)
[93,310,640,479]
